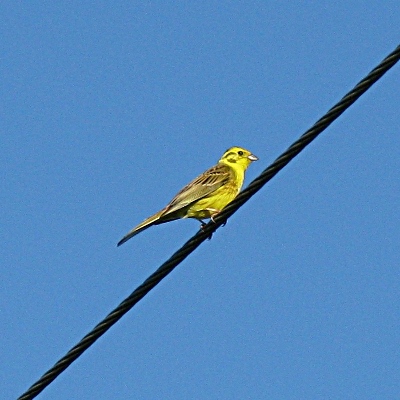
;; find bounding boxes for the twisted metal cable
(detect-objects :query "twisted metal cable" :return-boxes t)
[18,44,400,400]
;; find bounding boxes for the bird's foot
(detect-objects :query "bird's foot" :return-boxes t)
[200,220,213,240]
[210,213,227,227]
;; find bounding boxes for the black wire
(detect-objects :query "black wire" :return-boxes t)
[17,44,400,400]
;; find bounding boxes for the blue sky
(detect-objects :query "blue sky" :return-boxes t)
[2,2,399,399]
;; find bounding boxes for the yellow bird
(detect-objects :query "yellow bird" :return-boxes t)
[117,146,258,246]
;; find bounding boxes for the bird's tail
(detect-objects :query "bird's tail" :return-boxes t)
[117,209,165,246]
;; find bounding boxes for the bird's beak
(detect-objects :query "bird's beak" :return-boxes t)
[248,154,258,161]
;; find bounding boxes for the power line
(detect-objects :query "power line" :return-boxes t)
[17,43,400,400]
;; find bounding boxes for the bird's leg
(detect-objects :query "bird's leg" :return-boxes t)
[199,219,207,230]
[198,219,214,240]
[208,209,227,227]
[205,208,220,224]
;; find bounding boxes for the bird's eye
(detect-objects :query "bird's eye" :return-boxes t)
[238,150,244,156]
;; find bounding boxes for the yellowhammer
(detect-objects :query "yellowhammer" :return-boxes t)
[117,146,258,246]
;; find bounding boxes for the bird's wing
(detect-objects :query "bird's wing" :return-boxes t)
[162,163,232,216]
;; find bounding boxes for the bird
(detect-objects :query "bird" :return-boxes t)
[117,146,258,246]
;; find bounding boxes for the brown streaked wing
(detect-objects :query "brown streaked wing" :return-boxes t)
[161,163,233,216]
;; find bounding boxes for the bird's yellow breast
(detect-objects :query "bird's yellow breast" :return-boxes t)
[185,165,244,219]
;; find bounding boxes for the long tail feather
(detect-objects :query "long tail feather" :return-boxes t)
[117,210,164,246]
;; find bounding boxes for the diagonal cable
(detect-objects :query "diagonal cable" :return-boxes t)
[18,43,400,400]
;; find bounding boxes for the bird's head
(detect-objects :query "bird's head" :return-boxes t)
[219,146,258,169]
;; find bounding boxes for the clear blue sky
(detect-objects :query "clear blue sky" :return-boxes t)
[2,3,399,399]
